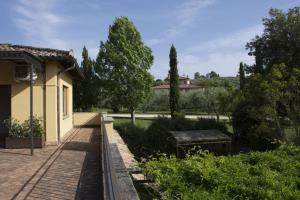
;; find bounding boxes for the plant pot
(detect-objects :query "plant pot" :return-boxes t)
[5,137,45,149]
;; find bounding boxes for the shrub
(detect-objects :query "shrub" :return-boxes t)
[116,117,229,159]
[4,117,45,138]
[115,122,155,160]
[195,118,229,134]
[142,144,300,200]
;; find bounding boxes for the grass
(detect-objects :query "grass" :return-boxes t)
[91,107,210,115]
[113,118,153,129]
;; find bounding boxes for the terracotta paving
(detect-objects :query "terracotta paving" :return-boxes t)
[0,128,102,200]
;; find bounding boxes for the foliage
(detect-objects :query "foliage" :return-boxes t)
[268,64,300,136]
[169,45,180,118]
[73,46,98,111]
[206,71,219,78]
[140,90,169,112]
[95,17,154,125]
[202,87,226,121]
[142,144,300,200]
[217,86,240,122]
[192,76,239,88]
[194,72,201,79]
[232,7,300,148]
[154,79,166,86]
[246,7,300,75]
[239,62,246,90]
[232,73,282,150]
[195,118,229,134]
[4,117,45,138]
[116,117,228,159]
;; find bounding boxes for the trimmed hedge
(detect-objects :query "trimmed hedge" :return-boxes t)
[143,144,300,200]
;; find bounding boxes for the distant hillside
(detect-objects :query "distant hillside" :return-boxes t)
[192,76,239,88]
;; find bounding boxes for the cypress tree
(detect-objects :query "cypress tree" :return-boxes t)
[169,45,180,118]
[239,62,246,90]
[74,46,95,111]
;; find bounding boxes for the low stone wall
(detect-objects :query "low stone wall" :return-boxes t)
[73,112,101,127]
[102,116,140,200]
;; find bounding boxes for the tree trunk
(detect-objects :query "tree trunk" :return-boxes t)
[130,107,136,127]
[213,106,220,122]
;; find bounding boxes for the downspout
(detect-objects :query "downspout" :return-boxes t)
[57,63,76,143]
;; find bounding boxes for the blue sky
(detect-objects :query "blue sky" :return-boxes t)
[0,0,299,79]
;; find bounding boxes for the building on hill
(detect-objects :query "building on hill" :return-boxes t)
[153,74,204,93]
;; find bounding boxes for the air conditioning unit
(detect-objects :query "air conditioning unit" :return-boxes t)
[14,64,37,81]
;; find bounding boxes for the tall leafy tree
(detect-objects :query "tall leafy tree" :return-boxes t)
[246,7,300,75]
[95,17,154,125]
[206,71,219,78]
[239,62,246,90]
[194,72,201,79]
[232,7,300,148]
[169,45,180,118]
[73,46,96,111]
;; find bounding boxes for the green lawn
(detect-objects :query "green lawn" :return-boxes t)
[113,118,153,129]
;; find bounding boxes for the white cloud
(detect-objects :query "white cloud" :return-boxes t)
[147,0,214,46]
[178,25,263,77]
[169,0,214,36]
[179,51,255,77]
[13,0,68,49]
[187,24,263,53]
[151,25,263,78]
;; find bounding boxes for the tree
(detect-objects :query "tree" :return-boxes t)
[246,7,300,75]
[232,74,282,149]
[267,64,300,137]
[239,62,246,90]
[232,7,300,148]
[206,71,219,78]
[203,87,225,122]
[169,45,180,118]
[194,72,201,79]
[95,17,154,126]
[218,86,240,122]
[73,46,96,111]
[154,79,164,86]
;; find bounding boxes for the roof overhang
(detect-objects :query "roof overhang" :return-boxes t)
[0,50,84,79]
[0,50,43,70]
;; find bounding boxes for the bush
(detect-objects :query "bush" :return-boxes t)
[4,117,45,138]
[116,117,229,159]
[195,118,229,134]
[114,123,152,160]
[142,144,300,200]
[232,101,279,150]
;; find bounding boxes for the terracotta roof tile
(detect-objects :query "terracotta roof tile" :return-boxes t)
[0,44,71,58]
[0,44,83,79]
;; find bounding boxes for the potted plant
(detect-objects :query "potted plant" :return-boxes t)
[4,117,45,148]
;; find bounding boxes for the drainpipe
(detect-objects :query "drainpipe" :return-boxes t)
[30,64,34,155]
[56,63,76,144]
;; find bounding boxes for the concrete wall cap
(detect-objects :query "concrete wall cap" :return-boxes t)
[103,116,114,122]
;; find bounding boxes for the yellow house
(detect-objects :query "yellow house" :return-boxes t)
[0,44,83,146]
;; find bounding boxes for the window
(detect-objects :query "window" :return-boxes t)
[63,86,69,117]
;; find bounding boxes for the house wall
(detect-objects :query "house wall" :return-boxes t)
[0,60,44,125]
[45,62,58,144]
[0,60,75,145]
[58,70,73,139]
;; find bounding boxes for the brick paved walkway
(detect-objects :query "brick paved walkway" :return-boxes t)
[0,128,102,200]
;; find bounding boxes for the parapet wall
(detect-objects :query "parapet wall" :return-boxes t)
[73,112,101,127]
